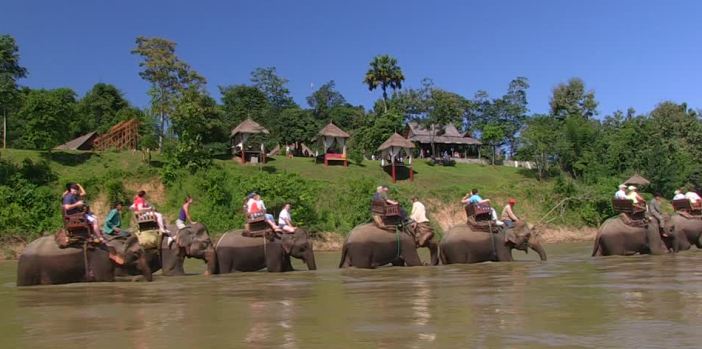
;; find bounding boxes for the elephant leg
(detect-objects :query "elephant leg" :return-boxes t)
[338,244,351,268]
[391,258,404,266]
[160,244,186,276]
[426,241,439,266]
[400,239,423,266]
[439,245,448,265]
[265,243,285,272]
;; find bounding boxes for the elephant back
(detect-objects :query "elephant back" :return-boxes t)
[347,223,407,244]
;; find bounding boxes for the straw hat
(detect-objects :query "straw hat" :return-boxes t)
[628,185,637,191]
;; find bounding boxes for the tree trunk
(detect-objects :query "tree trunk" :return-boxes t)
[2,109,6,149]
[492,145,496,165]
[159,112,165,151]
[382,86,388,113]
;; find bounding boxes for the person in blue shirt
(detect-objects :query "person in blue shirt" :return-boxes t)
[462,188,491,206]
[103,201,127,237]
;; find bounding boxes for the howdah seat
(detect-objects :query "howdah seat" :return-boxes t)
[464,204,498,233]
[611,199,647,225]
[371,200,402,229]
[672,198,702,218]
[134,209,161,249]
[243,211,273,238]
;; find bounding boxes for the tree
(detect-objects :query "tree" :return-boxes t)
[363,54,405,113]
[273,108,318,146]
[171,89,226,144]
[13,88,78,149]
[250,67,295,110]
[519,115,564,180]
[76,83,130,134]
[306,80,346,120]
[549,78,597,120]
[132,36,206,150]
[219,84,269,127]
[481,124,506,165]
[501,77,530,156]
[0,35,28,149]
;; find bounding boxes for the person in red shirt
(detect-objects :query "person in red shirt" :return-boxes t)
[133,190,169,234]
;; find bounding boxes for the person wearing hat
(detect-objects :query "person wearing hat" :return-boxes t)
[614,184,628,200]
[684,187,702,208]
[500,198,520,228]
[673,189,686,201]
[626,185,646,210]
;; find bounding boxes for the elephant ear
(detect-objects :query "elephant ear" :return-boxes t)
[505,229,519,246]
[176,227,195,248]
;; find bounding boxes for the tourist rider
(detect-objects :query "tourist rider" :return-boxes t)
[133,190,169,235]
[409,196,434,246]
[103,201,127,238]
[278,203,296,233]
[673,189,686,201]
[626,185,645,209]
[614,184,628,199]
[684,187,702,209]
[648,193,666,237]
[462,189,502,225]
[62,183,105,241]
[176,195,195,230]
[501,198,520,228]
[248,193,282,232]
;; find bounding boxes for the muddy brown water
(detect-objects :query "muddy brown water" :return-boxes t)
[2,243,702,348]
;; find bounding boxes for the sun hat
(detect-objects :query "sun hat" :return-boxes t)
[628,185,637,191]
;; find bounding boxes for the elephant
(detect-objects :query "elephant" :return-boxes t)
[216,229,316,272]
[17,235,153,286]
[339,223,437,268]
[591,216,671,256]
[668,213,702,251]
[113,222,217,277]
[438,221,547,264]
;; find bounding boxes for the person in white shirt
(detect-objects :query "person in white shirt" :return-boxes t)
[685,188,702,208]
[278,203,296,233]
[409,197,434,247]
[673,190,686,201]
[614,184,628,200]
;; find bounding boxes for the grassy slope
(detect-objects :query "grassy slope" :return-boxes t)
[1,149,555,235]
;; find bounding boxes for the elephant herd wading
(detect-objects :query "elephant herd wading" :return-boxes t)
[17,204,702,287]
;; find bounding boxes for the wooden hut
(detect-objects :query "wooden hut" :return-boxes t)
[317,122,350,167]
[624,174,650,187]
[230,118,270,164]
[404,122,481,159]
[377,133,415,183]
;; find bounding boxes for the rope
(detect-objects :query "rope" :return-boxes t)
[83,241,91,281]
[395,225,402,259]
[488,221,497,261]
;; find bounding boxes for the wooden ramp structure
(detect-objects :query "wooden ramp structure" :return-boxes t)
[93,119,139,151]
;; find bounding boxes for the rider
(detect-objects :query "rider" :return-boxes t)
[176,195,195,230]
[648,193,666,237]
[62,183,104,241]
[614,184,628,199]
[247,193,282,232]
[133,190,169,235]
[626,185,646,210]
[673,189,686,201]
[409,196,433,246]
[684,187,702,209]
[278,203,296,233]
[103,201,127,238]
[501,198,520,228]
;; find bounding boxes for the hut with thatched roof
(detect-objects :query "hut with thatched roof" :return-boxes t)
[377,133,415,183]
[317,122,351,167]
[54,132,98,151]
[404,122,481,159]
[624,174,650,187]
[230,118,270,164]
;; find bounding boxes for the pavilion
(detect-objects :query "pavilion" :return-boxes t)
[230,118,270,164]
[317,122,350,167]
[377,133,415,183]
[404,122,481,159]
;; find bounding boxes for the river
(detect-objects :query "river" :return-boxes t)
[1,243,702,348]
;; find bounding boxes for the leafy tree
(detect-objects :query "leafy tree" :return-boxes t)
[363,54,405,112]
[250,67,296,110]
[76,83,130,134]
[501,77,530,156]
[327,104,365,131]
[306,80,346,120]
[273,108,317,146]
[219,84,269,127]
[171,89,226,145]
[351,110,403,156]
[480,123,506,165]
[519,115,564,180]
[0,34,28,149]
[549,78,597,120]
[132,36,206,149]
[13,88,78,149]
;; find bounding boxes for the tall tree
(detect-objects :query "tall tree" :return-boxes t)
[549,78,597,120]
[13,88,78,150]
[0,34,28,149]
[306,80,346,120]
[131,36,206,150]
[76,83,130,134]
[219,84,269,127]
[501,77,530,156]
[250,67,295,110]
[363,54,405,113]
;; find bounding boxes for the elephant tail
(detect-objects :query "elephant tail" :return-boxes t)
[338,243,350,268]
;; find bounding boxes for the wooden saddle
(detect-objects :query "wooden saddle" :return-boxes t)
[371,200,402,230]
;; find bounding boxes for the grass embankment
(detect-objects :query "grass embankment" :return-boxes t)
[0,149,594,258]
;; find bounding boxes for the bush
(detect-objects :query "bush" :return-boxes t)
[348,148,364,166]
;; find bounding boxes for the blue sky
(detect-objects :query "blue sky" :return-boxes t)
[2,0,701,117]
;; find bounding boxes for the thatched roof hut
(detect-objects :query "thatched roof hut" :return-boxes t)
[624,174,650,186]
[378,133,415,183]
[230,118,269,137]
[377,133,415,151]
[318,122,350,138]
[230,118,270,164]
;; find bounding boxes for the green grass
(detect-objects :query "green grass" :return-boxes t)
[0,149,555,237]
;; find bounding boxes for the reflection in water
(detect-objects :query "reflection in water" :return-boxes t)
[2,245,702,348]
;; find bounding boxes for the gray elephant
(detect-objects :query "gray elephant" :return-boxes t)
[216,229,316,272]
[669,213,702,251]
[113,222,217,277]
[592,216,671,256]
[439,221,547,264]
[339,223,436,268]
[17,235,153,286]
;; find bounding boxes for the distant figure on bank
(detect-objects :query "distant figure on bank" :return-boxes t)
[278,203,296,233]
[176,195,195,230]
[501,198,520,228]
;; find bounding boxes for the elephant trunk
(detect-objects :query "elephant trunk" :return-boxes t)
[529,240,547,261]
[137,254,153,282]
[304,249,317,271]
[204,247,217,275]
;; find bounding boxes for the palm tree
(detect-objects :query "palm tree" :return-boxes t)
[363,54,405,113]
